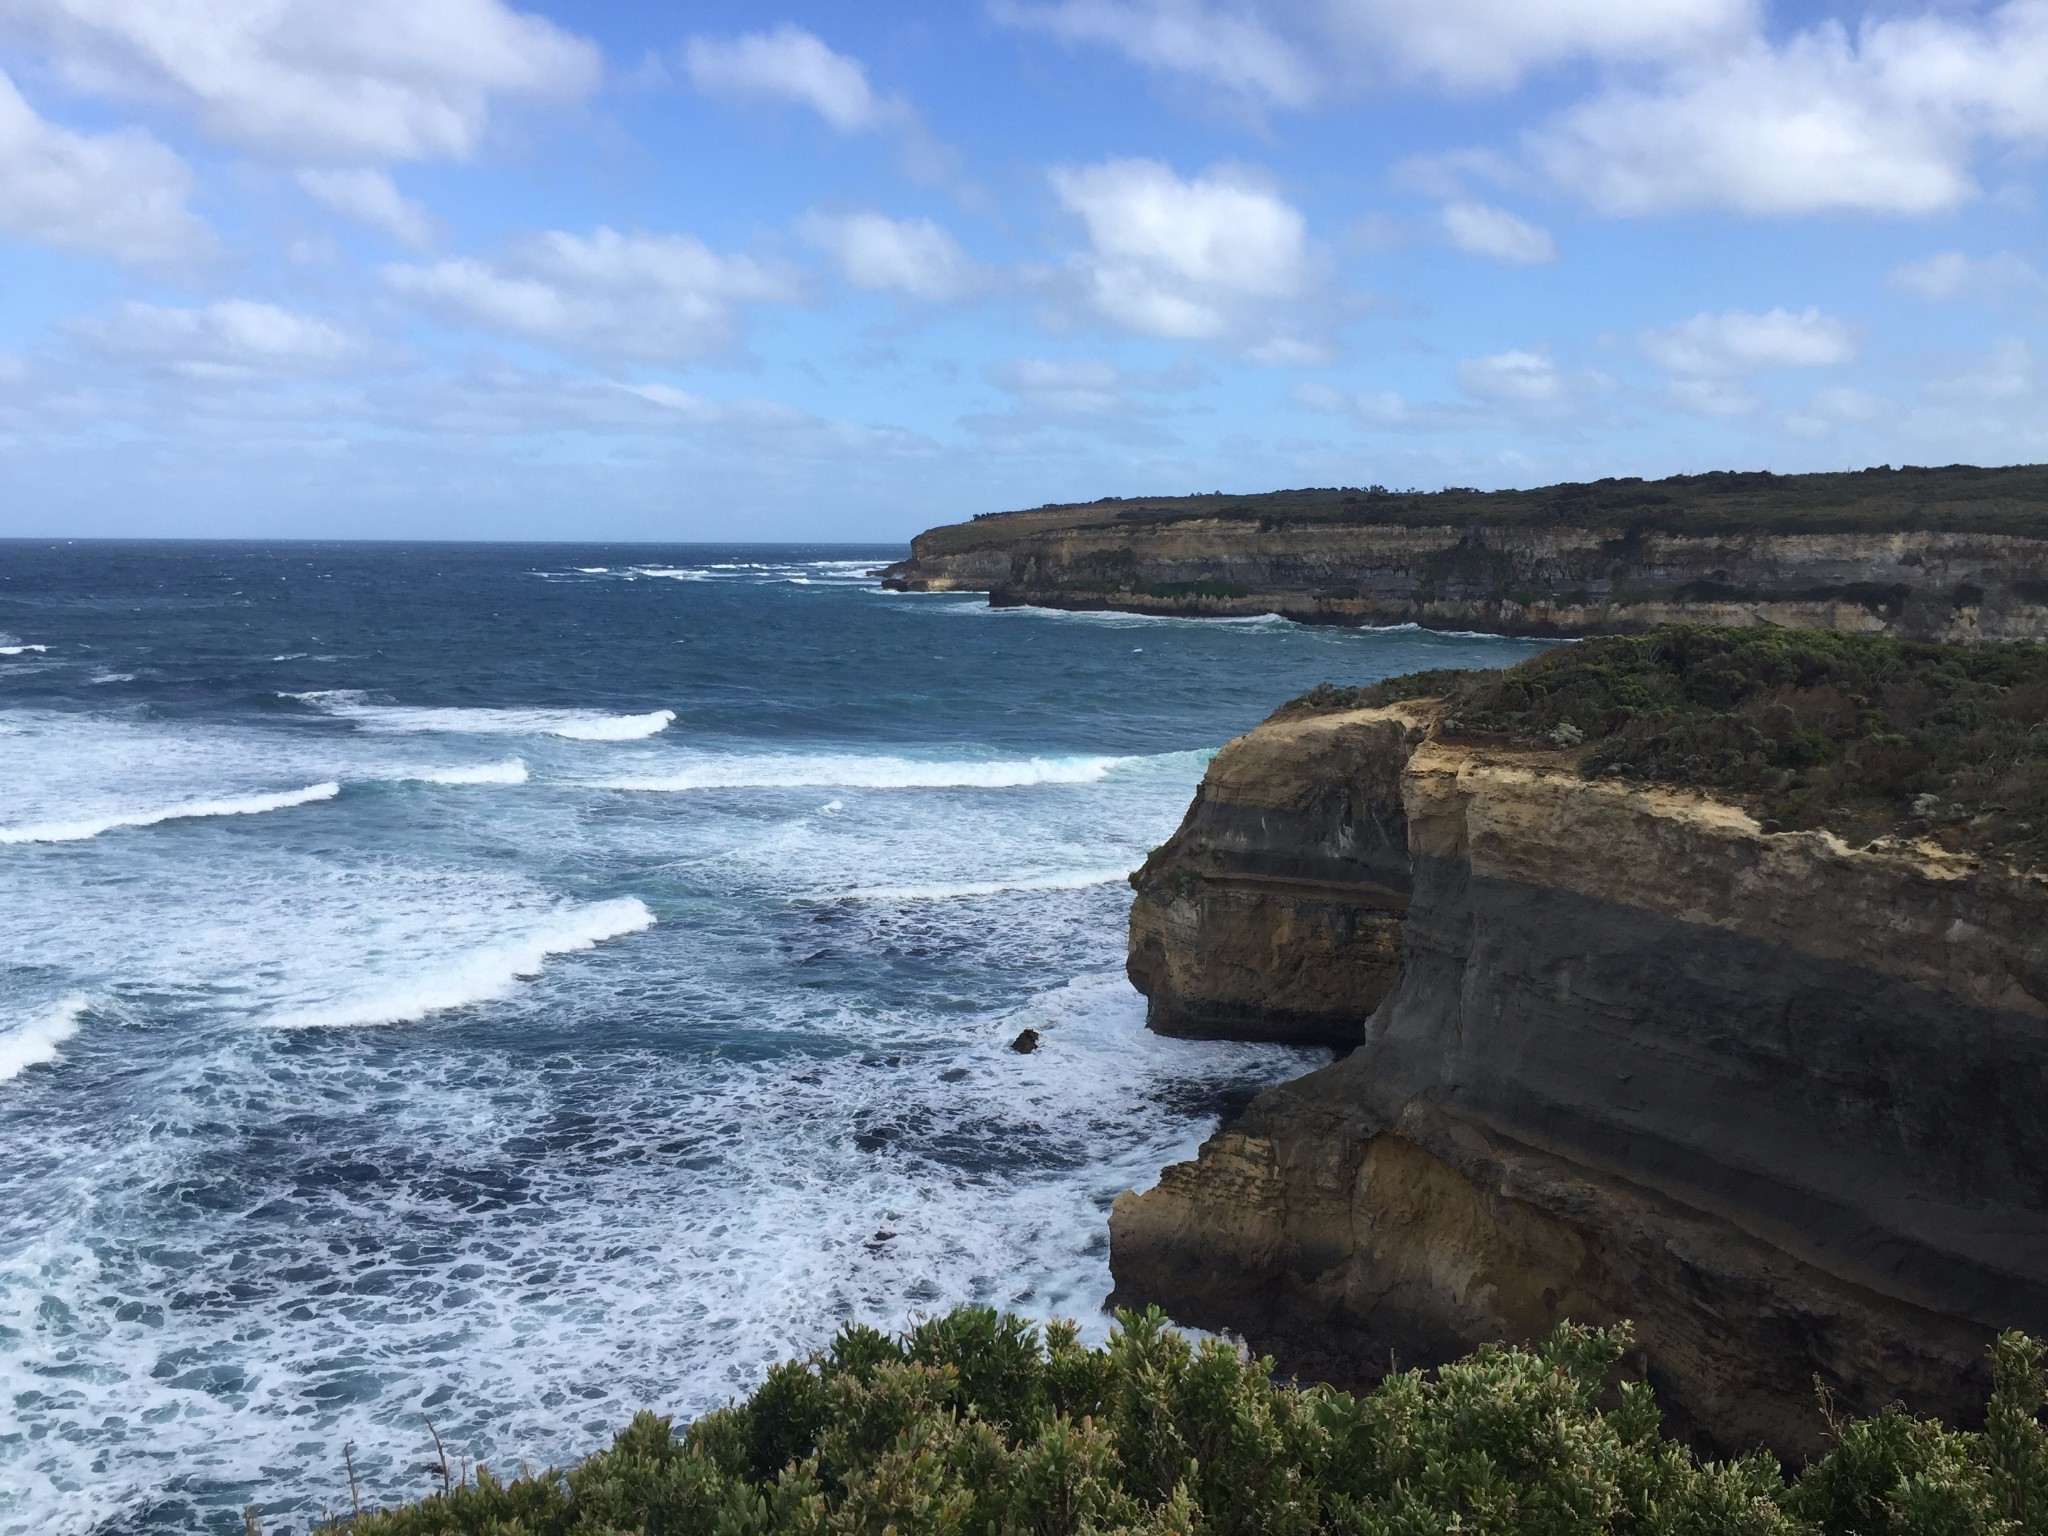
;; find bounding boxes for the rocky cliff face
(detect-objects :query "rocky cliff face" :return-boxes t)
[1127,706,1428,1049]
[885,518,2048,641]
[1111,707,2048,1459]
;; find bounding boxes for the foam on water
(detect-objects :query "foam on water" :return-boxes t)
[263,897,655,1029]
[839,867,1136,902]
[592,751,1184,792]
[289,693,676,740]
[950,604,1302,630]
[0,643,49,655]
[0,995,88,1083]
[0,781,340,844]
[0,542,1552,1535]
[397,759,530,786]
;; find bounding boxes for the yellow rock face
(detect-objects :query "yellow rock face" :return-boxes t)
[1111,702,2048,1460]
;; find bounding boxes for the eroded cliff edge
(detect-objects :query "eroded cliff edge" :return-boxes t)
[883,465,2048,641]
[1127,704,1430,1049]
[1111,686,2048,1461]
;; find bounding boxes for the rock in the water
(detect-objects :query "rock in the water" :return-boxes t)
[1009,1028,1040,1054]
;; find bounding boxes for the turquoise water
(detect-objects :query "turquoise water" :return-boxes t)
[0,543,1546,1533]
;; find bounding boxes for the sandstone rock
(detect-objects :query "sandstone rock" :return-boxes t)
[1110,709,2048,1460]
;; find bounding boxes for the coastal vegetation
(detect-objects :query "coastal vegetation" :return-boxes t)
[917,463,2048,554]
[1285,626,2048,861]
[321,1306,2048,1534]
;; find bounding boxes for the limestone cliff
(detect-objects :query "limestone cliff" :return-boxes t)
[1127,705,1428,1048]
[1111,707,2048,1459]
[883,467,2048,641]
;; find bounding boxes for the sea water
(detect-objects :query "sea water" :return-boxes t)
[0,543,1548,1534]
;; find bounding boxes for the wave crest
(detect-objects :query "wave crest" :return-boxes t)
[288,694,674,741]
[593,752,1153,792]
[0,782,340,845]
[0,995,89,1083]
[400,759,530,786]
[264,897,656,1030]
[840,868,1135,903]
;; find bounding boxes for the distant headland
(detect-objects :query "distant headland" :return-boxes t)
[883,462,2048,642]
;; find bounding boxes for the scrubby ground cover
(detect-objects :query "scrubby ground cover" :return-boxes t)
[918,464,2048,551]
[303,1308,2044,1535]
[1287,626,2048,862]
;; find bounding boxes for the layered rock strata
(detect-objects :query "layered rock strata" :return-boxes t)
[885,515,2048,641]
[1111,707,2048,1459]
[1127,705,1428,1048]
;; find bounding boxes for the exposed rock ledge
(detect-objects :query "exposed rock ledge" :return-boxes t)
[1111,704,2048,1460]
[883,508,2048,641]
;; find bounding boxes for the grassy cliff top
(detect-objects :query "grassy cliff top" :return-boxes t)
[912,462,2048,555]
[1287,626,2048,862]
[325,1305,2048,1535]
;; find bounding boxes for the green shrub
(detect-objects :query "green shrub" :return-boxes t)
[321,1309,2047,1536]
[1284,626,2048,861]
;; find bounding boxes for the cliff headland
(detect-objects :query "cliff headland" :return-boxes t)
[1113,628,2048,1461]
[883,463,2048,641]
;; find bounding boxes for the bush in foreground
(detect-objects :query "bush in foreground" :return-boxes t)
[328,1308,2046,1535]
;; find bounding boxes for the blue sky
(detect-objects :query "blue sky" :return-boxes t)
[0,0,2042,541]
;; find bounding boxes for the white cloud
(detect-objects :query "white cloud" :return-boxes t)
[383,227,801,361]
[1641,307,1854,377]
[798,211,977,301]
[1667,377,1760,416]
[994,0,1748,104]
[1298,351,1605,429]
[1456,349,1565,403]
[991,0,1314,110]
[297,169,435,248]
[0,68,208,263]
[1050,157,1317,351]
[1440,201,1556,264]
[1295,381,1413,426]
[684,26,900,132]
[1531,3,2048,217]
[988,357,1127,417]
[74,299,357,378]
[1323,0,1753,93]
[963,354,1205,442]
[1890,250,2044,303]
[1929,338,2035,403]
[2,0,600,162]
[1783,384,1889,437]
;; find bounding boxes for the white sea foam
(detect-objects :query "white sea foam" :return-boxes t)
[0,782,340,845]
[289,693,675,741]
[842,867,1134,902]
[0,643,49,655]
[0,995,87,1083]
[593,752,1147,792]
[397,759,530,786]
[263,896,655,1029]
[945,603,1300,630]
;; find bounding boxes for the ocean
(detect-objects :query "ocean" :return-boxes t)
[0,543,1547,1534]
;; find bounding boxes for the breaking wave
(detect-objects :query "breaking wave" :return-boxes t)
[0,782,340,845]
[289,693,675,741]
[0,995,88,1083]
[838,868,1136,903]
[396,759,530,786]
[262,897,656,1030]
[590,752,1173,793]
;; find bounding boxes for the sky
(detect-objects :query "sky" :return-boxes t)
[0,0,2043,541]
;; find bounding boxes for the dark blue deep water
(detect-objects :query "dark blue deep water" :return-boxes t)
[0,543,1547,1533]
